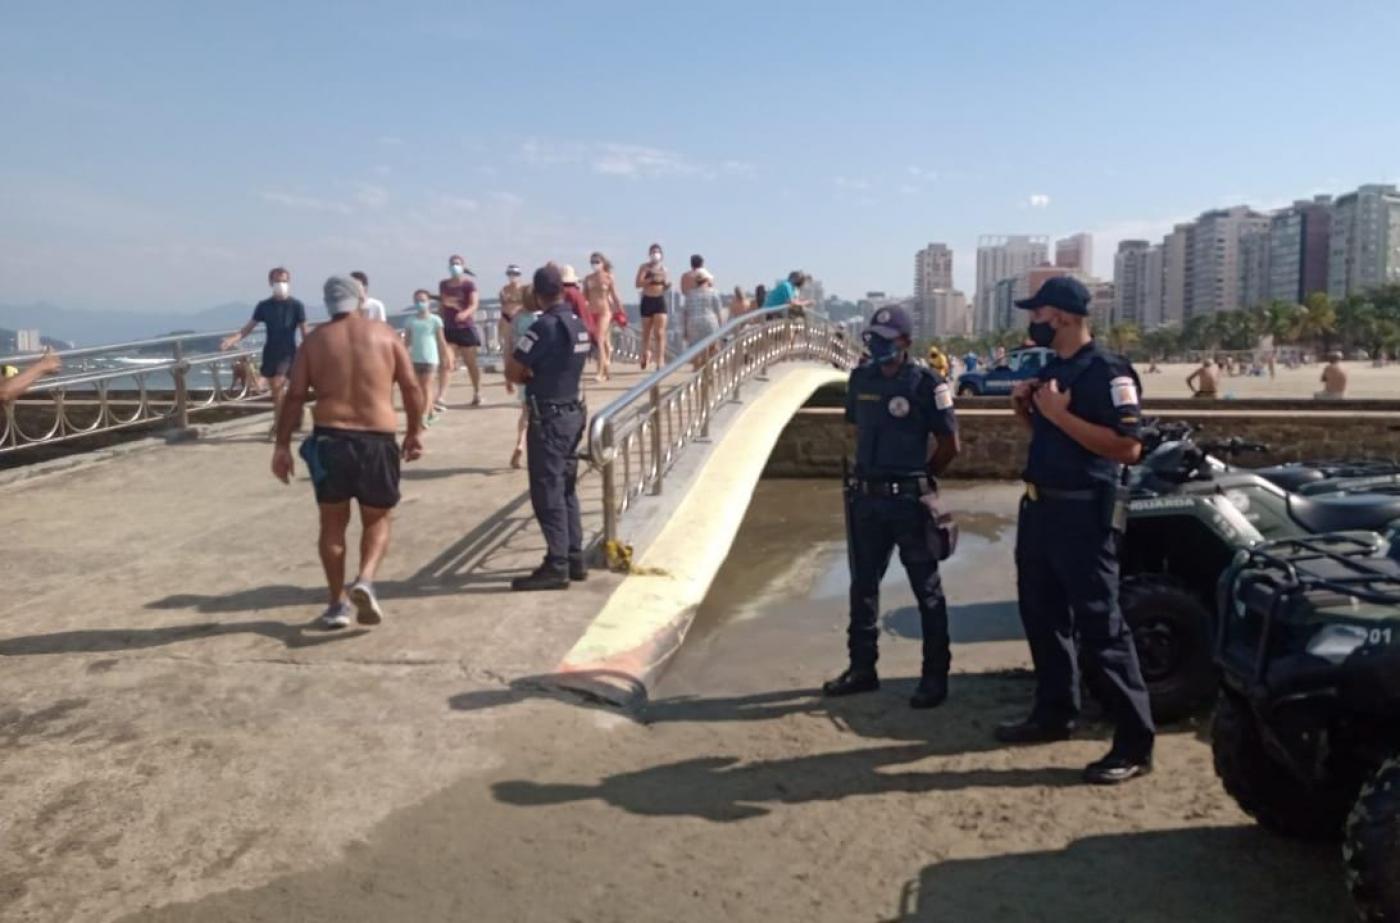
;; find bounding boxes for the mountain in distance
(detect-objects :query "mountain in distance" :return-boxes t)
[0,301,256,349]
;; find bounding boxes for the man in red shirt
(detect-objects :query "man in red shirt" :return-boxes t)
[438,254,482,406]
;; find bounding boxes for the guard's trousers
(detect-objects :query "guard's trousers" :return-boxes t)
[526,405,585,568]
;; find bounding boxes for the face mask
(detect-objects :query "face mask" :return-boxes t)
[450,264,463,277]
[865,333,901,364]
[272,281,290,298]
[591,261,602,269]
[1028,320,1056,348]
[415,301,429,312]
[649,252,662,264]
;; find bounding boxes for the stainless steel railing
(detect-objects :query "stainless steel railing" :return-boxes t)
[0,310,648,456]
[587,306,860,544]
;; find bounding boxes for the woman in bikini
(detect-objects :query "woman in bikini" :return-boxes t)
[498,264,525,394]
[585,251,623,381]
[634,242,669,370]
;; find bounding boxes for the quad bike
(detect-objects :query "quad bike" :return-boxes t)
[1117,423,1400,721]
[1212,534,1400,921]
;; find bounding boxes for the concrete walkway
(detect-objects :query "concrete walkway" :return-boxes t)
[0,368,649,921]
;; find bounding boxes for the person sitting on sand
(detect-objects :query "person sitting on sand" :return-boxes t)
[1316,352,1347,400]
[1186,358,1217,398]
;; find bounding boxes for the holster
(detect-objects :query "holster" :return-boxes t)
[919,489,958,561]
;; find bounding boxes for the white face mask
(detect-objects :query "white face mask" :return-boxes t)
[272,281,290,298]
[449,264,463,277]
[649,252,662,264]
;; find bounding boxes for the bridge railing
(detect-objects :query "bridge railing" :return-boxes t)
[587,305,861,544]
[0,314,645,456]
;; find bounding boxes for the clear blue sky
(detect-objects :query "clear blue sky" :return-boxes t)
[3,0,1398,314]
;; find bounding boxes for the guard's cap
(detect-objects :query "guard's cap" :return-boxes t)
[865,305,912,340]
[323,275,362,316]
[533,264,563,298]
[1015,276,1091,315]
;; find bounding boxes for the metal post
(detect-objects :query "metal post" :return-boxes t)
[172,340,190,430]
[699,362,711,439]
[601,426,618,544]
[649,383,664,495]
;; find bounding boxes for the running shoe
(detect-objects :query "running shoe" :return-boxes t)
[315,601,353,631]
[424,412,438,428]
[347,579,384,625]
[433,400,448,414]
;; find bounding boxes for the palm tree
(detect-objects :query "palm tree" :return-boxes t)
[1298,292,1337,354]
[1107,322,1142,355]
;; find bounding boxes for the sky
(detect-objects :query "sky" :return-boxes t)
[3,0,1399,315]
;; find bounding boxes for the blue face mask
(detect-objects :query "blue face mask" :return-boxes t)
[866,333,901,364]
[415,301,429,312]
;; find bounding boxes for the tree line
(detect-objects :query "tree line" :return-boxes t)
[925,284,1400,363]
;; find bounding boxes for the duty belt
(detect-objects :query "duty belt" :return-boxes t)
[534,399,584,414]
[1024,482,1097,502]
[852,477,931,497]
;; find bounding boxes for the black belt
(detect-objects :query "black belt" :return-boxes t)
[534,399,584,413]
[851,477,930,497]
[1024,482,1097,502]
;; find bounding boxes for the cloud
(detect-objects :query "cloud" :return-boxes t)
[492,191,524,208]
[591,143,708,178]
[833,176,872,191]
[353,183,390,209]
[1028,193,1051,209]
[434,195,480,212]
[259,190,352,215]
[521,138,585,166]
[898,184,921,197]
[907,166,938,181]
[376,136,404,147]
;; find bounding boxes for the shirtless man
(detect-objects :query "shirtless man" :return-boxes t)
[635,243,670,370]
[1186,358,1218,398]
[1317,352,1348,400]
[272,276,425,630]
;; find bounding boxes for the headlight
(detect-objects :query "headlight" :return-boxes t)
[1306,624,1369,663]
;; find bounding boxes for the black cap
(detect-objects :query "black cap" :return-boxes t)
[865,305,913,340]
[533,264,563,298]
[1015,276,1091,315]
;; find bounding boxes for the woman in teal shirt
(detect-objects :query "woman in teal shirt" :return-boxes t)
[404,289,450,425]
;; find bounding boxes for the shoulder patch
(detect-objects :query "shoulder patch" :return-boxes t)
[518,330,538,353]
[934,382,953,411]
[1110,375,1138,407]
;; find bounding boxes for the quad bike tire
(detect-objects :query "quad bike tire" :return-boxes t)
[1212,692,1352,841]
[1346,755,1400,922]
[1120,576,1217,722]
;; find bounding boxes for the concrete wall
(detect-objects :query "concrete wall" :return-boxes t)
[766,405,1400,480]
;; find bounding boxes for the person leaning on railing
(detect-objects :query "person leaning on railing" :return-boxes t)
[0,348,62,401]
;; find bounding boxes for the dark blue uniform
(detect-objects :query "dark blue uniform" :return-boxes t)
[1018,340,1155,758]
[843,360,957,677]
[513,302,591,570]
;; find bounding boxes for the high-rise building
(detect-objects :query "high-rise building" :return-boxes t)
[1055,232,1094,275]
[1087,280,1115,329]
[914,243,954,297]
[1112,240,1151,324]
[1268,196,1332,304]
[1328,184,1400,298]
[16,329,42,352]
[1187,206,1269,317]
[1140,244,1165,329]
[1238,224,1272,310]
[975,235,1049,331]
[1162,223,1192,327]
[927,289,971,337]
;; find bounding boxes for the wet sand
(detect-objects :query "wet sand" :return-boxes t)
[120,480,1351,922]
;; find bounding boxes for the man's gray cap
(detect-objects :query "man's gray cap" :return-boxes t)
[324,275,361,315]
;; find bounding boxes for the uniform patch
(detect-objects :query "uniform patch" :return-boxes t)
[887,396,910,418]
[933,383,953,411]
[1109,376,1138,407]
[875,309,890,324]
[518,332,537,354]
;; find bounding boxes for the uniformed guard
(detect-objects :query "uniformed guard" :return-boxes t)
[506,264,593,591]
[998,276,1155,784]
[824,305,961,709]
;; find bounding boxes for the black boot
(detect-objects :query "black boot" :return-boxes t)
[909,674,948,709]
[822,668,879,697]
[994,716,1076,744]
[511,563,570,592]
[569,556,588,582]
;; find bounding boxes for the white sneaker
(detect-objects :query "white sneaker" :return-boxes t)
[348,580,383,626]
[315,601,353,630]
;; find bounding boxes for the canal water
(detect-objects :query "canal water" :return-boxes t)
[654,479,1027,700]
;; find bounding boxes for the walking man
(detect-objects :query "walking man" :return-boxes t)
[272,276,425,630]
[351,271,387,322]
[223,266,308,438]
[506,265,591,591]
[1000,276,1155,784]
[823,305,960,708]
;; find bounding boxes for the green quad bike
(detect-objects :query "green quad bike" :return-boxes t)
[1212,534,1400,921]
[1117,424,1400,721]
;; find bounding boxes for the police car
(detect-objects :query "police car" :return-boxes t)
[955,346,1052,396]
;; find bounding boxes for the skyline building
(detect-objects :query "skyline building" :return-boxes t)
[1055,232,1094,275]
[1268,196,1332,304]
[1112,240,1151,325]
[1328,183,1400,299]
[1186,206,1269,318]
[975,234,1049,331]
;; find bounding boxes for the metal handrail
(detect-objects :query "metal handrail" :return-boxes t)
[588,304,860,543]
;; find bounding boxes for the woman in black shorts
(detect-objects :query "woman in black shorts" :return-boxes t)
[634,242,670,370]
[439,254,482,406]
